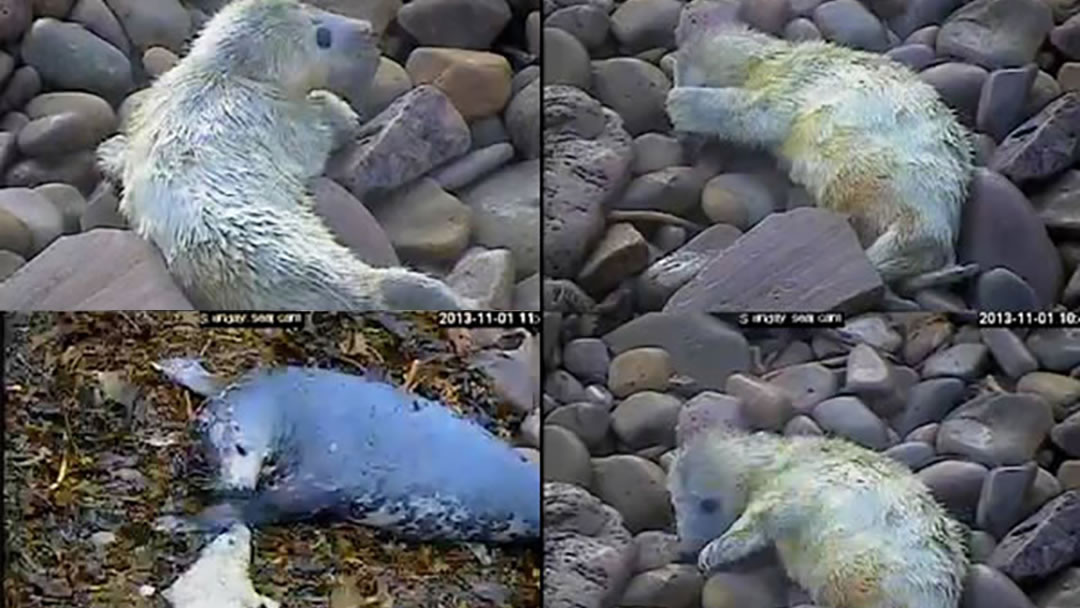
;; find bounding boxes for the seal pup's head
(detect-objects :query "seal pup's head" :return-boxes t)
[186,0,378,96]
[667,426,751,557]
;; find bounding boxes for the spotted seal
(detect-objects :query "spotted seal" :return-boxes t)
[156,358,539,542]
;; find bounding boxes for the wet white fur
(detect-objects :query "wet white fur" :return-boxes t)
[98,0,467,310]
[669,428,968,608]
[668,24,973,282]
[163,524,279,608]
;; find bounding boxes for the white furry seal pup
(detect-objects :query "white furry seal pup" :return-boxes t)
[97,0,469,310]
[667,17,974,283]
[156,358,540,543]
[669,427,968,608]
[163,524,279,608]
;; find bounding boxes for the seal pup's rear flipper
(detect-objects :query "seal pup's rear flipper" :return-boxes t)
[153,357,226,397]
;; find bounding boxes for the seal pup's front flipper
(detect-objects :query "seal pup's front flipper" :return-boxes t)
[153,357,226,397]
[894,262,981,297]
[96,134,128,183]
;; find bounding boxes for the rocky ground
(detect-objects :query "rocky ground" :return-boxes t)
[542,311,1080,608]
[542,0,1080,314]
[0,0,540,310]
[4,312,541,607]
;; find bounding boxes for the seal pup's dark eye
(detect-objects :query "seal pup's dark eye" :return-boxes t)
[235,444,247,456]
[700,498,718,513]
[316,26,332,48]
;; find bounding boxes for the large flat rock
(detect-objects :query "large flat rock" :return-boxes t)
[663,208,884,312]
[0,229,192,310]
[603,312,749,392]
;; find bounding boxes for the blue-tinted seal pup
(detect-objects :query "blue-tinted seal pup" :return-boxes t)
[155,358,539,543]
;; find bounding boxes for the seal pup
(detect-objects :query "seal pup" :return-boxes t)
[156,358,540,542]
[97,0,469,310]
[667,14,974,286]
[669,426,968,608]
[163,524,279,608]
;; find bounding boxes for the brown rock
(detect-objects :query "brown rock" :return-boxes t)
[1016,371,1080,419]
[34,183,86,234]
[6,150,99,194]
[591,57,672,136]
[604,312,750,392]
[0,248,24,279]
[0,205,31,258]
[309,177,398,268]
[0,0,32,42]
[371,177,471,265]
[1060,62,1080,92]
[609,347,673,398]
[326,86,470,200]
[591,454,673,532]
[405,47,512,121]
[542,26,591,90]
[0,228,193,309]
[25,91,115,123]
[18,113,107,158]
[362,57,412,120]
[0,187,62,256]
[621,564,703,608]
[725,372,794,431]
[1051,14,1080,59]
[577,222,650,297]
[142,46,179,79]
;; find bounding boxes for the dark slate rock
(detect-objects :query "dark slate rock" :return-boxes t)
[988,490,1080,584]
[604,312,750,392]
[977,462,1038,539]
[977,65,1038,143]
[991,92,1080,184]
[663,208,884,313]
[937,393,1055,467]
[958,168,1063,307]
